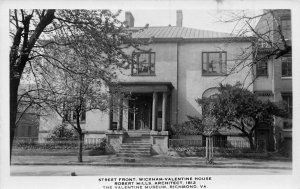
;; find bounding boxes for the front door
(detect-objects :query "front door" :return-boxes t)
[128,94,152,130]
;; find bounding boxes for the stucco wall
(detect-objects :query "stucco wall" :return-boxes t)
[253,59,274,91]
[118,43,178,126]
[38,111,62,142]
[177,42,253,123]
[85,110,109,133]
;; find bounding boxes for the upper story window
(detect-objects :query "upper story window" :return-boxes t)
[258,39,272,49]
[202,52,227,76]
[256,55,268,77]
[282,56,292,77]
[132,51,155,76]
[280,19,291,41]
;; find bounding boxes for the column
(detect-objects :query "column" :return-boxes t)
[108,94,113,130]
[162,92,167,131]
[152,92,158,131]
[118,97,123,130]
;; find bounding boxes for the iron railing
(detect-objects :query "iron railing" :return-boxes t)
[13,137,105,149]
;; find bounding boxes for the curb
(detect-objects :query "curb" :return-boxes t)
[11,163,292,170]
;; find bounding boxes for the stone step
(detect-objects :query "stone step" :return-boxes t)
[124,137,151,141]
[116,135,152,157]
[120,145,151,149]
[120,148,150,152]
[127,132,151,137]
[117,152,151,157]
[122,141,151,146]
[118,151,150,155]
[120,145,150,148]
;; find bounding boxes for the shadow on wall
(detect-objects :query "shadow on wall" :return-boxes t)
[177,95,202,123]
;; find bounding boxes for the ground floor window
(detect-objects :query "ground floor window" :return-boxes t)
[282,56,292,77]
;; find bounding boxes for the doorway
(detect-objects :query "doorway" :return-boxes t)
[128,93,152,130]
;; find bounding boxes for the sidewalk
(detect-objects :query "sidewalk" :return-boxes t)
[11,155,292,169]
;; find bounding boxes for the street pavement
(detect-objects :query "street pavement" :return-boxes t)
[11,154,292,170]
[10,165,292,176]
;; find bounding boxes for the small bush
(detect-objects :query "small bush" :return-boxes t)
[170,116,204,135]
[46,124,78,141]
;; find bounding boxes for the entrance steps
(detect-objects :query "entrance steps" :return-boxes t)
[117,132,152,157]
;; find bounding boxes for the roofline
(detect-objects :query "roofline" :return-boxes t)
[135,37,254,43]
[119,81,173,88]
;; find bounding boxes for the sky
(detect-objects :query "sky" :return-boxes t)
[119,9,263,34]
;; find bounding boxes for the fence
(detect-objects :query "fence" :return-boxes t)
[13,137,105,149]
[169,138,252,149]
[169,138,268,151]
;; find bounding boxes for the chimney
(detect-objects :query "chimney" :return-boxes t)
[176,10,183,27]
[125,11,134,27]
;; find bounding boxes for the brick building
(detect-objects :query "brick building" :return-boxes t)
[254,9,292,155]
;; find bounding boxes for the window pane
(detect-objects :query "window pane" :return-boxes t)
[202,53,208,73]
[282,93,292,118]
[281,20,291,40]
[221,52,227,74]
[202,52,227,75]
[282,57,292,77]
[132,52,155,75]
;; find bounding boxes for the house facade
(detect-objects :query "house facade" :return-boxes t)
[36,10,254,155]
[254,9,292,155]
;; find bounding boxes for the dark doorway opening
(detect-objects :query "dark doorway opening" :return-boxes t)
[128,93,152,130]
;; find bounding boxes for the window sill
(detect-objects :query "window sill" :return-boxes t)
[257,74,268,77]
[131,74,156,77]
[281,76,292,80]
[63,121,86,124]
[202,73,228,77]
[282,128,292,131]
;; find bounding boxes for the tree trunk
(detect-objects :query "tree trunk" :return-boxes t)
[247,134,255,150]
[78,133,83,162]
[10,77,20,163]
[76,111,83,162]
[205,135,214,164]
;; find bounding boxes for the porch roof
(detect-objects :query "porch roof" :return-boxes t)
[118,81,173,93]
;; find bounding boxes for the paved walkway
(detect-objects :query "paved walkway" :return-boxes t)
[11,155,292,169]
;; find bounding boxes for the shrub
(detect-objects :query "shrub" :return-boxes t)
[46,124,78,141]
[170,116,204,135]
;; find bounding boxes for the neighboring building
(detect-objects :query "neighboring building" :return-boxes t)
[254,9,292,154]
[14,84,39,142]
[37,10,254,155]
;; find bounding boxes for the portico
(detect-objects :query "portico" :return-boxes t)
[106,82,173,155]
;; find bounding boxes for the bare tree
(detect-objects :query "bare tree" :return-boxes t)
[217,9,291,83]
[9,9,144,161]
[38,60,112,162]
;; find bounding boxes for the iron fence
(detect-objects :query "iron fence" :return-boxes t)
[169,139,252,149]
[169,138,268,152]
[169,139,204,147]
[13,137,105,149]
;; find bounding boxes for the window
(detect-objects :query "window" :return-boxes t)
[283,121,292,129]
[282,56,292,77]
[282,93,292,119]
[256,55,268,76]
[202,52,227,75]
[258,39,271,48]
[280,19,291,41]
[64,110,86,122]
[132,52,155,75]
[63,101,86,122]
